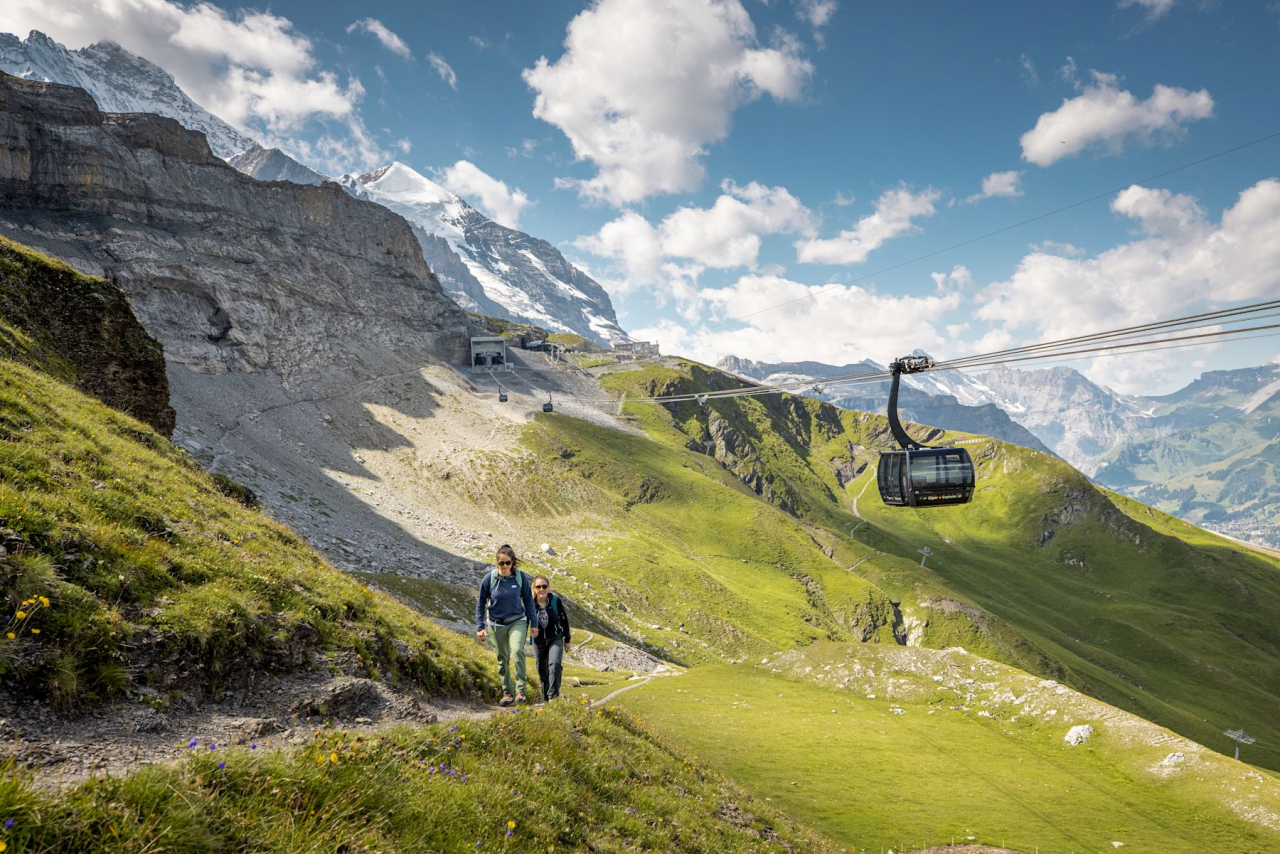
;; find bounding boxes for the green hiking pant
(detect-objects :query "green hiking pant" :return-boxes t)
[490,619,529,697]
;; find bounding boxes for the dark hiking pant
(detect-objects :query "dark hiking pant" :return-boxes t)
[536,637,564,701]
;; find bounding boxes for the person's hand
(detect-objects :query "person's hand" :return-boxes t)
[565,641,572,652]
[530,627,539,638]
[476,628,487,642]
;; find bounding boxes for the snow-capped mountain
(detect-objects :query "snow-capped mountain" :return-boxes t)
[228,147,327,185]
[338,162,630,347]
[0,31,259,161]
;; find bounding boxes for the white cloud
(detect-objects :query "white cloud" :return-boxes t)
[436,161,531,229]
[794,185,941,264]
[7,0,385,171]
[572,211,665,293]
[346,18,411,59]
[1058,56,1079,89]
[648,274,964,367]
[976,178,1280,389]
[522,0,813,206]
[426,52,458,90]
[660,180,818,268]
[833,190,857,206]
[1020,71,1213,167]
[931,265,972,292]
[966,170,1024,203]
[794,0,838,29]
[573,179,817,294]
[1119,0,1176,21]
[1020,54,1039,88]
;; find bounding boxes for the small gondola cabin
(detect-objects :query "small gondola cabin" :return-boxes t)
[877,447,974,507]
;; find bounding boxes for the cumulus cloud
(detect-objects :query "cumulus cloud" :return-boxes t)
[426,52,457,90]
[638,274,964,367]
[976,178,1280,388]
[794,185,941,265]
[7,0,386,171]
[794,0,838,31]
[1119,0,1176,21]
[966,170,1024,203]
[661,180,819,268]
[522,0,813,206]
[1020,71,1213,167]
[573,179,817,295]
[436,161,531,228]
[346,18,411,59]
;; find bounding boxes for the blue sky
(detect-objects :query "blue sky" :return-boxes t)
[8,0,1280,393]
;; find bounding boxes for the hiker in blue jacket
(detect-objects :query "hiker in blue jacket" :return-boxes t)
[475,544,537,705]
[531,574,572,702]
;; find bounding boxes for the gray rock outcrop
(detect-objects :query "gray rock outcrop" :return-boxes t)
[0,72,470,389]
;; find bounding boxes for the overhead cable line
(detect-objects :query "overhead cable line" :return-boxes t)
[657,129,1280,350]
[616,300,1280,404]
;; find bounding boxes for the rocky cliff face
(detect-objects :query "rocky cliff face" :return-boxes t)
[0,72,469,389]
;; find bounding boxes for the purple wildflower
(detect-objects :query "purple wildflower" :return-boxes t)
[4,819,12,829]
[188,738,198,748]
[209,743,217,751]
[217,761,226,771]
[250,743,258,750]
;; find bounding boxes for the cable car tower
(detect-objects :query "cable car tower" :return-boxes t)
[877,355,975,508]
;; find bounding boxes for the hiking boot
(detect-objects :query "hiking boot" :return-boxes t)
[499,695,514,707]
[515,693,527,704]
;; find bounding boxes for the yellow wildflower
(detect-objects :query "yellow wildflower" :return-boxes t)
[330,752,339,764]
[5,633,13,640]
[30,629,39,635]
[507,821,516,830]
[14,611,25,620]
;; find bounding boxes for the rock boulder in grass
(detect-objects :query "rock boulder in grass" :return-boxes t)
[1065,724,1094,745]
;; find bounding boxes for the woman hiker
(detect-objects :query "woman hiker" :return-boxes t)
[475,544,537,705]
[531,574,571,702]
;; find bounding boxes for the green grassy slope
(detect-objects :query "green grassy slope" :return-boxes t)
[569,360,1280,772]
[606,645,1280,853]
[0,702,841,854]
[0,356,497,704]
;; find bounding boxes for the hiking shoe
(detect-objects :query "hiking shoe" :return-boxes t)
[515,693,527,704]
[499,695,514,707]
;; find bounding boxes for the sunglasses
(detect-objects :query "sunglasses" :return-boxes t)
[534,583,548,589]
[497,560,513,566]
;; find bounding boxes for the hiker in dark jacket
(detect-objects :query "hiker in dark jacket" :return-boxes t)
[475,544,537,705]
[531,574,571,702]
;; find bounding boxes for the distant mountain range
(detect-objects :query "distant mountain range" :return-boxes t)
[716,355,1055,456]
[0,30,259,160]
[719,354,1280,547]
[337,163,629,346]
[0,30,629,348]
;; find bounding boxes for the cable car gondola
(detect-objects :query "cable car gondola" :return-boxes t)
[543,394,554,413]
[877,355,974,508]
[498,384,508,403]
